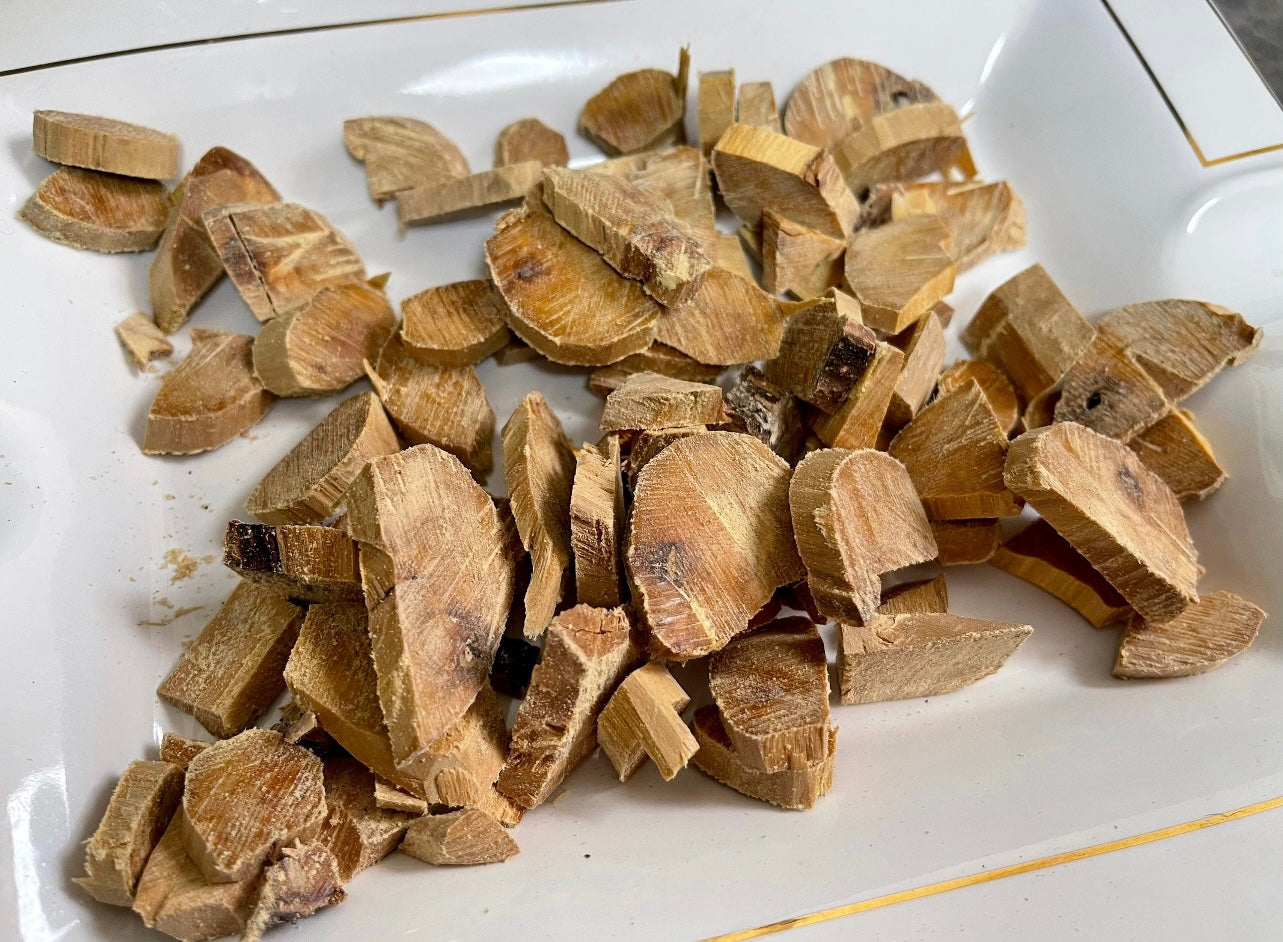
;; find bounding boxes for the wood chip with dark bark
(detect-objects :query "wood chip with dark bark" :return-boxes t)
[764,294,878,412]
[806,341,905,449]
[722,365,805,461]
[223,520,360,603]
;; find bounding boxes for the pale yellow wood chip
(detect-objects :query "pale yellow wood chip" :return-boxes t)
[495,117,569,168]
[737,81,780,132]
[570,437,625,609]
[760,208,845,298]
[844,215,955,334]
[1128,409,1226,501]
[887,179,1026,271]
[397,161,544,226]
[698,69,736,155]
[879,574,949,616]
[830,102,966,196]
[1114,591,1266,679]
[580,49,689,155]
[886,309,946,428]
[116,312,173,369]
[401,809,519,866]
[783,57,939,149]
[600,371,727,431]
[937,359,1019,435]
[658,266,792,365]
[598,661,696,781]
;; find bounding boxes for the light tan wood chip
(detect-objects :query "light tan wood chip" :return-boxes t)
[1128,409,1226,501]
[931,519,1002,566]
[879,574,949,616]
[658,266,793,365]
[588,342,723,397]
[783,57,939,149]
[495,117,569,168]
[830,102,966,196]
[887,179,1026,271]
[760,208,846,299]
[33,110,179,179]
[698,69,736,155]
[1114,591,1266,679]
[401,809,519,866]
[937,359,1019,435]
[598,661,697,781]
[116,312,173,369]
[737,81,780,132]
[240,842,344,942]
[343,116,470,203]
[886,309,946,428]
[600,372,727,431]
[580,49,689,155]
[397,161,544,226]
[159,735,208,771]
[400,279,511,367]
[844,215,955,335]
[571,437,625,609]
[21,166,171,252]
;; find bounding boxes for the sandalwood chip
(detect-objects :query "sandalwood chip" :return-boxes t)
[571,437,625,609]
[931,519,1001,566]
[598,661,696,781]
[588,343,723,397]
[879,574,949,616]
[22,166,171,252]
[367,333,494,474]
[373,781,428,816]
[74,760,185,907]
[1004,422,1199,623]
[401,809,519,866]
[253,280,397,398]
[711,122,858,238]
[157,581,303,738]
[1114,591,1267,679]
[886,309,945,428]
[150,148,281,334]
[737,81,780,131]
[690,706,835,811]
[397,161,544,226]
[937,359,1019,435]
[658,266,793,365]
[716,231,756,282]
[33,110,179,179]
[626,425,705,485]
[888,380,1021,519]
[764,295,878,412]
[887,179,1026,271]
[580,49,689,155]
[990,519,1132,629]
[180,729,327,884]
[709,619,832,772]
[722,365,805,461]
[495,117,569,168]
[497,605,641,808]
[806,341,905,449]
[401,279,511,367]
[698,69,736,155]
[316,756,413,884]
[116,312,174,369]
[830,102,966,196]
[160,734,209,770]
[203,201,365,323]
[761,209,845,299]
[789,448,937,623]
[241,842,345,942]
[143,328,275,455]
[343,116,469,203]
[600,371,727,431]
[1128,410,1226,501]
[346,445,512,770]
[628,432,805,660]
[487,205,661,366]
[1049,332,1171,441]
[223,520,360,603]
[623,146,718,257]
[784,57,939,150]
[246,392,400,526]
[840,613,1032,704]
[844,215,955,335]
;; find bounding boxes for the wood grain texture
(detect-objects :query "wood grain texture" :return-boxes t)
[783,57,938,150]
[844,215,955,335]
[397,161,543,226]
[343,116,469,204]
[400,279,511,367]
[580,50,689,155]
[495,117,569,168]
[1115,591,1266,679]
[658,266,792,365]
[597,661,696,781]
[570,437,625,609]
[401,809,519,865]
[600,371,727,431]
[21,166,171,252]
[33,109,179,179]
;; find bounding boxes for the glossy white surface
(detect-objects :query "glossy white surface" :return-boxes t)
[1108,0,1283,161]
[0,0,599,73]
[1,0,1281,939]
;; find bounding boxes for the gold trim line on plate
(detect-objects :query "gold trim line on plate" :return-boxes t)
[0,0,625,79]
[1100,0,1283,168]
[702,794,1283,941]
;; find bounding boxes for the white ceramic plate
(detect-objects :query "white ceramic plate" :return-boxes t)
[2,1,1281,939]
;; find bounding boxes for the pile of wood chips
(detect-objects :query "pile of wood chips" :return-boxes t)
[26,53,1266,942]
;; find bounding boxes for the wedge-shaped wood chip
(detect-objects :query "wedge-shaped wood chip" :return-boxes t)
[889,380,1021,519]
[397,161,544,226]
[1128,409,1226,501]
[990,518,1132,628]
[840,613,1032,704]
[789,448,937,623]
[1048,332,1172,441]
[931,519,1001,566]
[487,205,661,365]
[598,661,696,782]
[1114,591,1266,679]
[937,358,1019,435]
[144,328,275,455]
[117,312,173,369]
[160,734,208,771]
[133,815,258,942]
[180,729,326,883]
[246,392,399,525]
[887,180,1026,271]
[33,109,179,179]
[886,309,945,428]
[580,49,689,154]
[241,842,344,942]
[600,372,727,431]
[628,432,804,659]
[542,166,712,306]
[709,620,831,772]
[401,809,519,866]
[761,208,845,298]
[21,166,170,252]
[343,116,470,203]
[495,117,569,168]
[880,574,949,616]
[367,333,494,473]
[158,581,303,738]
[698,69,736,155]
[716,231,755,282]
[203,202,365,323]
[711,123,858,238]
[223,521,360,603]
[373,781,428,816]
[783,58,939,149]
[764,294,877,412]
[624,146,718,256]
[74,760,184,907]
[961,264,1094,402]
[1005,422,1198,623]
[253,279,396,398]
[571,437,624,609]
[844,215,954,334]
[806,341,905,449]
[737,81,780,132]
[658,266,792,365]
[503,392,576,636]
[830,102,966,196]
[347,445,512,770]
[150,148,281,333]
[722,365,805,461]
[401,278,511,367]
[497,605,641,808]
[588,342,723,397]
[690,705,835,811]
